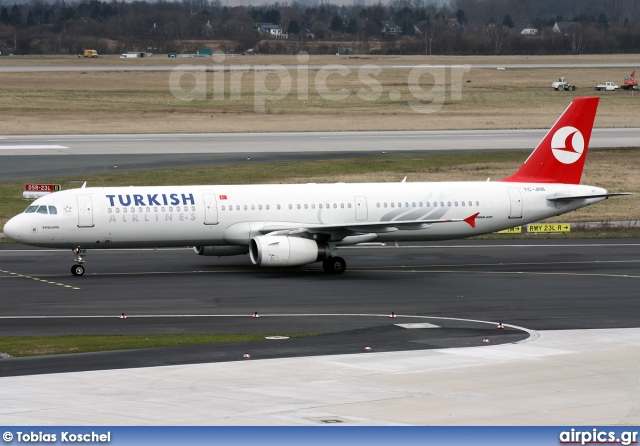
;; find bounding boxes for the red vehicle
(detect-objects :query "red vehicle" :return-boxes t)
[622,70,637,89]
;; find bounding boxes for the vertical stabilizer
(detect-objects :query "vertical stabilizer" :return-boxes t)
[502,97,599,184]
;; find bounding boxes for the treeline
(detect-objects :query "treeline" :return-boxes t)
[1,0,639,55]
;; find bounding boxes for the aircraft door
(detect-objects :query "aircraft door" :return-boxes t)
[507,188,523,219]
[355,196,368,221]
[203,193,218,225]
[76,195,94,227]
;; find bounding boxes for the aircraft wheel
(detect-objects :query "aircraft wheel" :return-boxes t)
[323,256,346,274]
[71,264,85,276]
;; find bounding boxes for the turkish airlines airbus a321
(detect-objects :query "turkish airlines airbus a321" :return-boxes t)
[3,97,630,275]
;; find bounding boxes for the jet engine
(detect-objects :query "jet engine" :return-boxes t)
[249,236,329,267]
[193,246,249,256]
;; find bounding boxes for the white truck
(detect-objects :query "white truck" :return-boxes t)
[594,82,619,91]
[551,77,576,91]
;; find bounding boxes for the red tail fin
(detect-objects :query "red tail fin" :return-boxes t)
[502,97,599,184]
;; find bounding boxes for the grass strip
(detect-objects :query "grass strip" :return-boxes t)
[0,333,316,357]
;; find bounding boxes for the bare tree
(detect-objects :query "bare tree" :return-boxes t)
[419,16,443,55]
[489,23,508,55]
[570,23,590,54]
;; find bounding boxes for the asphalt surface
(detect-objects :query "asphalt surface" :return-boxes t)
[1,129,639,181]
[1,239,638,376]
[2,62,640,73]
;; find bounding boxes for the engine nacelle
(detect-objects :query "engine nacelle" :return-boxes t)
[250,236,329,267]
[193,246,249,257]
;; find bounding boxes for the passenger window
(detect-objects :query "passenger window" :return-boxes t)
[311,204,315,209]
[167,207,172,212]
[384,203,387,208]
[297,204,301,209]
[288,204,292,210]
[123,208,128,213]
[333,204,337,209]
[348,203,351,208]
[390,203,395,208]
[304,204,308,209]
[251,205,255,210]
[340,203,344,209]
[36,206,48,214]
[48,206,57,214]
[376,203,380,208]
[258,205,262,210]
[266,205,270,210]
[454,202,458,207]
[244,205,247,211]
[146,207,150,212]
[25,206,38,213]
[236,205,240,211]
[116,208,120,213]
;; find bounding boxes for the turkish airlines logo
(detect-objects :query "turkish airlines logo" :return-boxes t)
[551,126,584,164]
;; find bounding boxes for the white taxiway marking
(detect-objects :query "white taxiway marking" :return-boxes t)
[0,145,68,150]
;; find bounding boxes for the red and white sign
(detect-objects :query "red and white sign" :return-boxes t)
[25,184,61,192]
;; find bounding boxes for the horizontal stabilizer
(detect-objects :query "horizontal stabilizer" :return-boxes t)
[547,192,633,202]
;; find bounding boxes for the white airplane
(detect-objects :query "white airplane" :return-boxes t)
[3,97,630,275]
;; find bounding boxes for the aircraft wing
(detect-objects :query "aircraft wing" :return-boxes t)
[260,212,480,236]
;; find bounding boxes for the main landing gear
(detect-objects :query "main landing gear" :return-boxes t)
[322,256,346,274]
[71,247,86,276]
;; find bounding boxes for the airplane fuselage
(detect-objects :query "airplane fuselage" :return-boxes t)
[3,98,622,275]
[6,181,607,249]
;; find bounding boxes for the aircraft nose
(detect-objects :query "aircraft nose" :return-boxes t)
[3,215,23,242]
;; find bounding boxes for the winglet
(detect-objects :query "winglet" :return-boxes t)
[464,212,480,228]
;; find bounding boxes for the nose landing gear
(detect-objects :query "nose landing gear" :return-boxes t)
[71,247,86,276]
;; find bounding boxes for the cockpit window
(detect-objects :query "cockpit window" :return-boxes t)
[48,206,57,215]
[25,205,38,213]
[36,206,48,214]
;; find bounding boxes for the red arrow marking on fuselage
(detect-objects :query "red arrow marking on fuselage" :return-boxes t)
[464,212,480,228]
